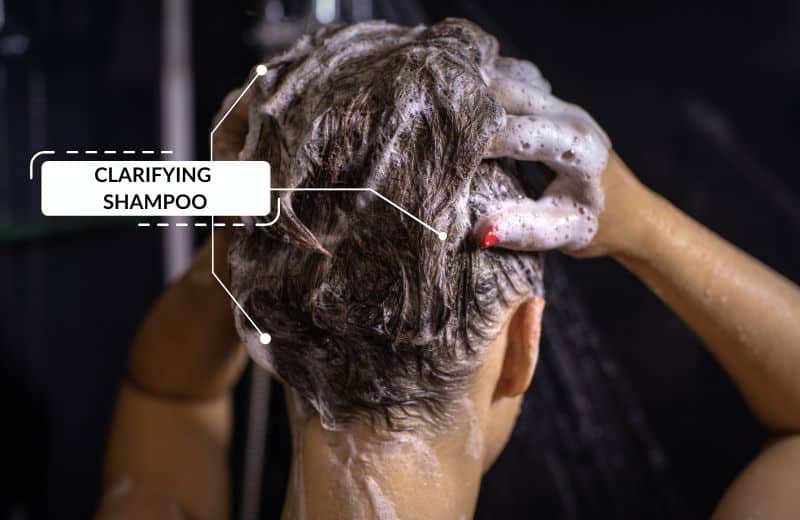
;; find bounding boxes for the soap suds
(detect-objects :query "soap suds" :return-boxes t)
[460,398,484,460]
[364,476,400,520]
[314,424,443,519]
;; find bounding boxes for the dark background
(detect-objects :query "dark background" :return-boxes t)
[2,0,799,518]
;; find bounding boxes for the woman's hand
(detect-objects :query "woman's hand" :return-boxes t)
[478,55,800,517]
[475,56,611,253]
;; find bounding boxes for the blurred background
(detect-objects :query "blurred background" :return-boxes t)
[2,0,799,518]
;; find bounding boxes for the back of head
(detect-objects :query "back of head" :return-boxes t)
[228,18,544,431]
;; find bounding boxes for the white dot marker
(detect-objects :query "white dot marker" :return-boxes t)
[438,231,447,242]
[259,332,272,345]
[255,64,268,76]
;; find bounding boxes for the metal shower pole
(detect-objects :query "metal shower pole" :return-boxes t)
[161,0,194,283]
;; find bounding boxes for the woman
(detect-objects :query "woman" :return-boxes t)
[96,19,800,520]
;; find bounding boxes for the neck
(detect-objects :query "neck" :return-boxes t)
[281,392,486,520]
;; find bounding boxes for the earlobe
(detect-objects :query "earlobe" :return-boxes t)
[495,296,545,398]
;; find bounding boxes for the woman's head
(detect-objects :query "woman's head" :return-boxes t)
[225,19,545,449]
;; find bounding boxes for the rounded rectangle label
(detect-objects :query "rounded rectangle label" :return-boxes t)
[41,160,271,216]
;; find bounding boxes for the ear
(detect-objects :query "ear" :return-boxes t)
[495,296,545,398]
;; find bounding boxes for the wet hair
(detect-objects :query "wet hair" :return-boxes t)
[226,18,544,430]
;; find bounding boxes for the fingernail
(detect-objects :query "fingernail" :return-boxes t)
[479,225,500,249]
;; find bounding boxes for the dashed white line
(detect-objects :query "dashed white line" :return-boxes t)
[135,219,275,228]
[138,221,203,227]
[50,149,178,156]
[132,222,248,228]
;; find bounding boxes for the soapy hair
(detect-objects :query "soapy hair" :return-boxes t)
[226,18,544,430]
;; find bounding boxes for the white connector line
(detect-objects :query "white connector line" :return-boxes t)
[66,150,79,155]
[85,150,98,154]
[207,186,441,346]
[212,213,271,344]
[209,64,272,345]
[123,150,136,154]
[137,222,151,227]
[205,63,445,344]
[103,150,117,154]
[29,150,55,180]
[209,64,267,161]
[205,65,443,344]
[271,187,447,240]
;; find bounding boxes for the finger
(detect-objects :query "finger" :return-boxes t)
[487,115,609,181]
[489,75,550,115]
[485,54,610,147]
[493,56,551,93]
[486,56,550,116]
[486,67,611,151]
[489,83,610,147]
[474,197,597,252]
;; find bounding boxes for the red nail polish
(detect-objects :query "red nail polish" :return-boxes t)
[480,225,500,249]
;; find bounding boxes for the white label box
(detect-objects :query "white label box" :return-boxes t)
[41,160,271,216]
